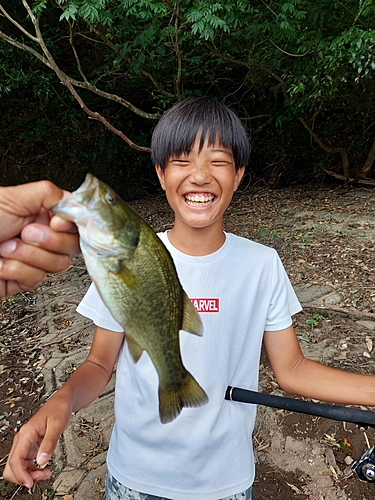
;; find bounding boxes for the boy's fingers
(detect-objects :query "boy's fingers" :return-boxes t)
[3,432,38,488]
[36,428,63,468]
[29,468,52,484]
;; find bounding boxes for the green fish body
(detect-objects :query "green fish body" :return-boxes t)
[52,173,208,423]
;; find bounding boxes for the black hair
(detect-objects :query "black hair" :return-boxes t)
[151,97,250,171]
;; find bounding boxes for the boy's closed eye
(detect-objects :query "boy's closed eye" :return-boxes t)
[211,160,232,166]
[171,159,190,165]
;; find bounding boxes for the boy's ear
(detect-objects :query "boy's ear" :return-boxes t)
[234,167,245,191]
[155,165,165,190]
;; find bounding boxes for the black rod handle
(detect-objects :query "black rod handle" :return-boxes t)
[225,386,375,429]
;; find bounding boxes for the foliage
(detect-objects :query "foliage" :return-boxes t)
[306,313,323,329]
[1,0,375,188]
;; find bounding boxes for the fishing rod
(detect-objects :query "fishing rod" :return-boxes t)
[225,386,375,483]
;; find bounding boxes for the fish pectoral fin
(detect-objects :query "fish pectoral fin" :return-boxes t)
[109,260,140,289]
[126,336,144,363]
[182,292,203,336]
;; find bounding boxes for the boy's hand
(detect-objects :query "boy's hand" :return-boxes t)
[3,399,72,488]
[0,181,80,297]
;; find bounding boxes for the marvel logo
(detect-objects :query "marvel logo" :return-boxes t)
[191,298,219,313]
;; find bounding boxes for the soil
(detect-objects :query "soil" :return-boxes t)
[1,182,375,499]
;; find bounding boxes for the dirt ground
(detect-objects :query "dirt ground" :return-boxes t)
[1,182,375,499]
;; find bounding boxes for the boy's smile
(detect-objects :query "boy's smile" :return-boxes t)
[156,136,244,253]
[184,193,215,207]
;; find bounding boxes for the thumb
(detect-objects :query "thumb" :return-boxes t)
[36,451,51,467]
[36,426,62,466]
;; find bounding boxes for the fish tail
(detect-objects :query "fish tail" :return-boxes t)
[159,373,208,424]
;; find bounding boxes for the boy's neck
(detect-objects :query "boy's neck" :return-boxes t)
[166,221,226,256]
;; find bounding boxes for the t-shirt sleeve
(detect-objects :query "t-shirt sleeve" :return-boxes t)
[264,252,302,331]
[77,282,124,332]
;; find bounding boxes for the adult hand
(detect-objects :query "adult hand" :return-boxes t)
[0,181,80,297]
[3,398,72,488]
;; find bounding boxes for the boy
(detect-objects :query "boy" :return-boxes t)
[4,97,375,499]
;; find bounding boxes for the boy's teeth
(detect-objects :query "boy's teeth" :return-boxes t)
[185,194,214,206]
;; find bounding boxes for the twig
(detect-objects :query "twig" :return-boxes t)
[302,303,375,320]
[0,311,40,334]
[9,485,23,500]
[0,452,9,467]
[322,168,375,186]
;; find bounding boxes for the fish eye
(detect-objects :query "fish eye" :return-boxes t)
[105,193,117,205]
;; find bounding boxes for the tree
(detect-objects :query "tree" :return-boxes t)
[1,0,375,184]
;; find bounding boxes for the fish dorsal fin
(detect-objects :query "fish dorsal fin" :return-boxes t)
[126,335,144,363]
[182,292,203,336]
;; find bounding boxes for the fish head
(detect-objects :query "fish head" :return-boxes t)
[52,173,140,258]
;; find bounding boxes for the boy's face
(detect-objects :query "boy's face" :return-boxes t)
[156,136,244,232]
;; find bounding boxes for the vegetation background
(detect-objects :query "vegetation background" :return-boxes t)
[1,0,375,199]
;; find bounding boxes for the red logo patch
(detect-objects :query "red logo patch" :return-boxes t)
[191,298,219,313]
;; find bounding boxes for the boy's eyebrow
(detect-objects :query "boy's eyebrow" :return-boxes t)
[211,148,233,155]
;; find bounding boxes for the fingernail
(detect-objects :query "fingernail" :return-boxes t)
[22,226,44,244]
[0,239,17,254]
[37,452,49,466]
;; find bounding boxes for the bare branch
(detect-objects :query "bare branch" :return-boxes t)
[0,30,51,68]
[0,25,160,120]
[68,20,89,83]
[201,39,351,179]
[69,78,161,119]
[322,169,375,186]
[269,39,309,58]
[361,136,375,177]
[299,117,350,180]
[82,21,175,100]
[66,81,151,152]
[0,0,160,153]
[0,3,38,42]
[302,303,375,319]
[173,1,182,99]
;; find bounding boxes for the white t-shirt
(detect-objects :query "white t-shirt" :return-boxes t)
[77,232,301,500]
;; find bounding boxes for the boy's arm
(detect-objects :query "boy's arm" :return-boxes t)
[3,326,124,488]
[264,325,375,407]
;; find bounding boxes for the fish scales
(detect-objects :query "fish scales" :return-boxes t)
[52,173,208,423]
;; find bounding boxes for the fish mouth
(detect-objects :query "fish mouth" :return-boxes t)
[51,173,98,222]
[184,192,216,207]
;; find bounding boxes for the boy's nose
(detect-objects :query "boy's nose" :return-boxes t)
[189,162,211,184]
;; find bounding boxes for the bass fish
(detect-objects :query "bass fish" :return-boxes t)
[52,173,208,423]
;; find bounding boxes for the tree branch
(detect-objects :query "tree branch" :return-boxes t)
[269,39,309,58]
[0,0,157,152]
[0,3,38,42]
[0,30,52,67]
[200,39,351,180]
[322,169,375,186]
[361,136,375,177]
[299,117,350,180]
[173,1,182,99]
[81,21,175,100]
[66,82,151,152]
[68,19,89,83]
[302,303,375,320]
